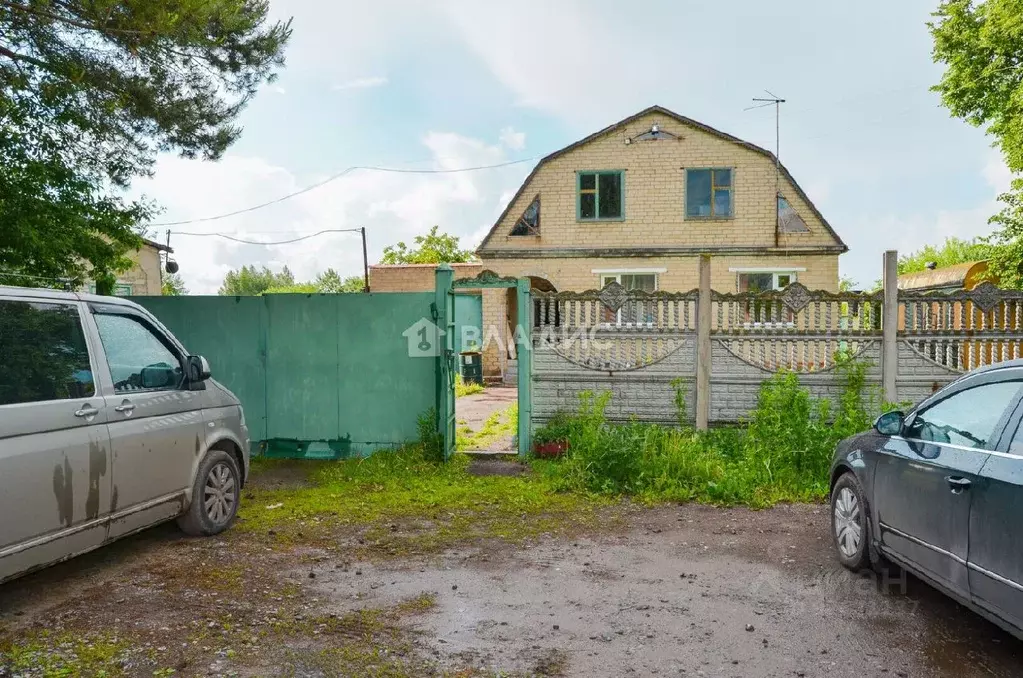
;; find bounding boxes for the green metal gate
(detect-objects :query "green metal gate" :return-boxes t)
[435,266,531,458]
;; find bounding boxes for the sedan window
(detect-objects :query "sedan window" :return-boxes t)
[906,381,1022,450]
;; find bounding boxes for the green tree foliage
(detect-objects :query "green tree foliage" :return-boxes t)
[0,0,291,288]
[315,268,365,293]
[219,265,295,296]
[988,190,1023,288]
[931,0,1023,287]
[161,272,187,296]
[896,236,999,274]
[380,226,475,264]
[245,267,366,294]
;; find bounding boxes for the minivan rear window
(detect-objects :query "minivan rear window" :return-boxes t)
[0,300,95,405]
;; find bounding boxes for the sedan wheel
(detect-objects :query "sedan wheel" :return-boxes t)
[831,472,871,570]
[834,487,862,558]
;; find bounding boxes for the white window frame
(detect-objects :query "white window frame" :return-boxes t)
[598,272,659,327]
[731,270,799,328]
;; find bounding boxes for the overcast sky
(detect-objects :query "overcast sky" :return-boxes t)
[135,0,1013,294]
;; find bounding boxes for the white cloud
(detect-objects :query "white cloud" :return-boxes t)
[499,127,526,151]
[332,76,389,91]
[137,129,530,294]
[840,150,1017,287]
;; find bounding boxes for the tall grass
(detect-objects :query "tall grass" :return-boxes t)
[532,360,879,507]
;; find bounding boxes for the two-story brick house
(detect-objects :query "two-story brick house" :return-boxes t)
[371,105,846,381]
[468,105,846,380]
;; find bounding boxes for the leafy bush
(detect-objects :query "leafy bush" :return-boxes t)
[533,360,881,507]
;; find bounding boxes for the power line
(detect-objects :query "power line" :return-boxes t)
[151,156,541,227]
[170,228,363,245]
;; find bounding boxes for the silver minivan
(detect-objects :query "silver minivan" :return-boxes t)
[0,286,250,584]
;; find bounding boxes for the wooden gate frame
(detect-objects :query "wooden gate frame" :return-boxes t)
[435,266,531,458]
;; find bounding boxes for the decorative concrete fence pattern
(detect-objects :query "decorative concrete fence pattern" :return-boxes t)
[530,253,1023,430]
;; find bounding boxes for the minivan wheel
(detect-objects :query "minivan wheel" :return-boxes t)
[178,449,240,536]
[831,472,870,571]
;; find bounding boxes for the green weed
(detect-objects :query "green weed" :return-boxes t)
[455,373,484,398]
[533,360,879,508]
[456,404,517,451]
[0,631,138,678]
[237,440,609,555]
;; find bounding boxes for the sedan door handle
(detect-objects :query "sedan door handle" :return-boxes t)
[945,476,972,493]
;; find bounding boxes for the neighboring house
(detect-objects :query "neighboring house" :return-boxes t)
[374,105,846,381]
[86,237,172,296]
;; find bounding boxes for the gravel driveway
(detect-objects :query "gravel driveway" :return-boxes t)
[316,503,1022,677]
[1,501,1020,676]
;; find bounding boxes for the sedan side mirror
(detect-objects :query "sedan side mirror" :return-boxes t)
[187,355,212,382]
[874,410,905,436]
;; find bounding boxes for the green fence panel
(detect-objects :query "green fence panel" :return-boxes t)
[264,294,341,444]
[133,296,267,441]
[334,293,436,454]
[131,292,436,459]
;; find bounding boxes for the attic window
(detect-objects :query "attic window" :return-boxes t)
[778,196,810,233]
[511,195,540,235]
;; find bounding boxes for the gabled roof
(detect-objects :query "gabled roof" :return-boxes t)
[142,236,173,253]
[477,105,846,253]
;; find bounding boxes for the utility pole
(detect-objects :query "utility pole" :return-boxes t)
[749,91,785,247]
[361,226,370,293]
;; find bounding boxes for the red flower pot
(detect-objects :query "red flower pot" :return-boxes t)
[533,440,569,458]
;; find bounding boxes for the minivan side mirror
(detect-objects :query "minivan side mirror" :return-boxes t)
[874,410,905,436]
[186,355,212,382]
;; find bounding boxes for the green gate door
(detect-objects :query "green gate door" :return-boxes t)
[435,266,457,460]
[439,268,532,458]
[453,293,483,355]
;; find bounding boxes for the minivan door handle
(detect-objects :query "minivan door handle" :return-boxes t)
[73,403,98,420]
[114,401,135,415]
[945,476,972,493]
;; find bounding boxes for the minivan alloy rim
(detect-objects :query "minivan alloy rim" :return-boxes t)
[204,462,236,525]
[834,487,862,557]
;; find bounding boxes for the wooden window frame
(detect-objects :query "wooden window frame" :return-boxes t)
[576,170,625,222]
[685,167,734,220]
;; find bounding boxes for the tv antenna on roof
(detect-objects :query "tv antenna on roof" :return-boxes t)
[746,90,786,246]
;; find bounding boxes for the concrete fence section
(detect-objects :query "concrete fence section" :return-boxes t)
[530,251,1023,431]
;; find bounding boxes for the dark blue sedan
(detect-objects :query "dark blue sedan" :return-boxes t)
[830,359,1023,639]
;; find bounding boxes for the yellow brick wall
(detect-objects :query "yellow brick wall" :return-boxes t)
[481,255,839,293]
[370,263,483,292]
[481,111,839,253]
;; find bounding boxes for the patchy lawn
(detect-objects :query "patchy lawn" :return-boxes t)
[237,444,606,556]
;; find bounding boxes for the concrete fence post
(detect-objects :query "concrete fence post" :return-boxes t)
[881,250,899,404]
[696,254,712,430]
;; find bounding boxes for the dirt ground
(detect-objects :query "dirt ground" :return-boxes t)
[2,484,1022,676]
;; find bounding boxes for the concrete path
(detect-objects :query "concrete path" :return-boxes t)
[457,386,517,451]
